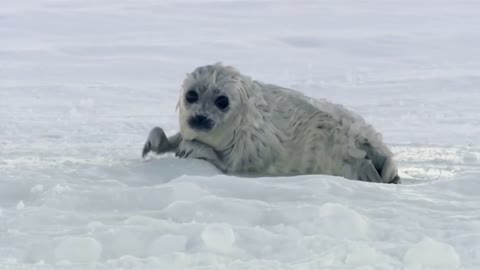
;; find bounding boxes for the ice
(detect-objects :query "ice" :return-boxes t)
[54,237,102,264]
[315,203,370,239]
[201,224,236,254]
[463,152,478,163]
[1,0,480,269]
[108,231,147,258]
[148,235,188,256]
[30,184,44,193]
[404,237,461,270]
[16,201,25,210]
[345,243,394,268]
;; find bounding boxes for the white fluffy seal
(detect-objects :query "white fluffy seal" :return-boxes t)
[143,63,400,183]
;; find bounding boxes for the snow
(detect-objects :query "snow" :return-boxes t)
[315,203,370,239]
[148,234,188,255]
[201,224,236,254]
[1,0,480,269]
[404,237,461,270]
[54,236,103,264]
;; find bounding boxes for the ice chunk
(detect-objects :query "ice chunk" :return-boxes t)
[463,152,478,163]
[54,237,102,264]
[148,235,188,256]
[201,224,236,254]
[404,237,461,269]
[315,203,370,239]
[16,201,25,210]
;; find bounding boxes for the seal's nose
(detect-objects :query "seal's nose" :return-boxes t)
[188,114,214,131]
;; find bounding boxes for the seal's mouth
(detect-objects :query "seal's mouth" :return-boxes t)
[188,114,214,131]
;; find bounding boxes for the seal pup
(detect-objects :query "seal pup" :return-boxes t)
[143,63,400,184]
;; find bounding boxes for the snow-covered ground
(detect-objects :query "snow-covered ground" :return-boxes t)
[1,0,480,269]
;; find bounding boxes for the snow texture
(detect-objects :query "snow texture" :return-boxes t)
[1,0,480,269]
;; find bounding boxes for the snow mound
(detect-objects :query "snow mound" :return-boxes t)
[54,237,102,264]
[201,224,236,254]
[148,235,188,256]
[404,237,461,270]
[315,203,370,239]
[345,243,394,267]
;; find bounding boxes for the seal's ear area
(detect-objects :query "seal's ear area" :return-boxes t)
[229,79,249,104]
[240,95,269,128]
[211,62,241,77]
[181,72,196,91]
[177,74,191,112]
[247,95,267,107]
[210,69,218,85]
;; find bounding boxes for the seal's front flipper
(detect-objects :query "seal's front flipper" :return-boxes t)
[382,157,401,184]
[176,139,227,172]
[142,127,181,158]
[357,159,383,183]
[358,143,400,184]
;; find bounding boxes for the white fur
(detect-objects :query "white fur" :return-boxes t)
[170,63,399,183]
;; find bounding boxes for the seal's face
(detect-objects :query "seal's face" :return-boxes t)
[183,86,231,132]
[178,64,246,146]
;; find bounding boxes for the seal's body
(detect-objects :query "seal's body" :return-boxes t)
[143,63,400,183]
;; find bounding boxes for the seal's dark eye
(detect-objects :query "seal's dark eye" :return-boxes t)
[185,90,198,104]
[215,96,229,110]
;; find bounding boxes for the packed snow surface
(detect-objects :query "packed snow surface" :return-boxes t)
[1,0,480,269]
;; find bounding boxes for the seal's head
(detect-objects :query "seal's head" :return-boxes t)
[178,63,252,148]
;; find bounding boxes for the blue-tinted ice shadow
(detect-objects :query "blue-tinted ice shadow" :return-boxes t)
[96,156,221,187]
